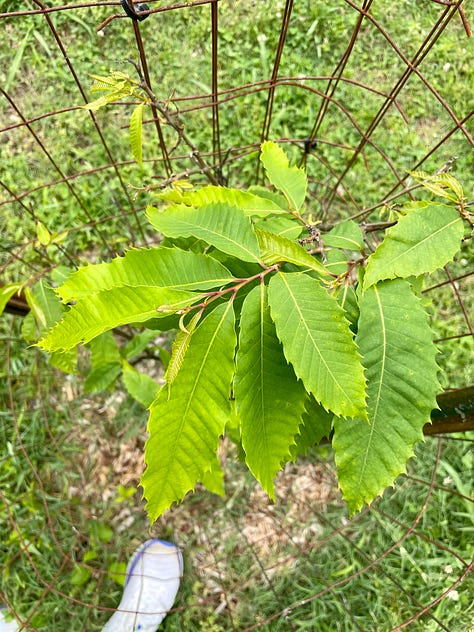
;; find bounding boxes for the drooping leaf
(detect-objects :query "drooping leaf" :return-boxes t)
[129,103,144,167]
[147,203,262,264]
[121,360,160,408]
[58,247,234,303]
[364,203,464,289]
[333,279,441,513]
[260,141,307,211]
[323,220,365,252]
[142,301,236,520]
[290,395,334,460]
[234,285,307,499]
[268,272,366,419]
[157,185,286,217]
[409,170,464,203]
[38,286,201,352]
[256,229,330,277]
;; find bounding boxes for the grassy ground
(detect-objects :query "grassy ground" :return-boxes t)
[1,0,474,630]
[1,329,473,630]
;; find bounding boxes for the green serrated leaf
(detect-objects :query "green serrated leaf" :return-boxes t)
[268,272,366,419]
[142,301,236,520]
[364,203,464,289]
[260,141,307,211]
[38,286,201,352]
[157,185,287,217]
[130,103,144,167]
[234,285,307,499]
[147,203,262,263]
[121,360,160,408]
[256,228,330,276]
[57,247,232,303]
[333,279,441,514]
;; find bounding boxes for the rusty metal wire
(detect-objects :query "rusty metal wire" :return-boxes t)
[1,1,473,630]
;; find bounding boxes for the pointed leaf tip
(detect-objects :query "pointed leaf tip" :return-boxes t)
[260,141,307,211]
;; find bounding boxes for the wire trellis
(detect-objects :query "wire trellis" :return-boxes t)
[1,1,473,630]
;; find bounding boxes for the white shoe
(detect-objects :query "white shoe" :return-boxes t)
[101,539,183,632]
[0,607,18,632]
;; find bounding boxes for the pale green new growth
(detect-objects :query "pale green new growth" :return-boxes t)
[38,286,201,351]
[129,103,144,167]
[260,141,307,210]
[165,310,202,396]
[256,228,330,276]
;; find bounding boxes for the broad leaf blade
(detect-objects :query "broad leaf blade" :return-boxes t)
[256,228,330,277]
[364,203,464,288]
[323,220,364,251]
[158,185,287,217]
[234,285,307,499]
[260,141,307,210]
[268,272,366,419]
[333,279,441,513]
[142,301,236,520]
[147,203,262,263]
[38,286,200,352]
[58,247,234,302]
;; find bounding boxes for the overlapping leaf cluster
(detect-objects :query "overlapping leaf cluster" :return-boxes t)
[36,142,469,519]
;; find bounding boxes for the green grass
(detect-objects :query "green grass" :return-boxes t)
[1,1,474,630]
